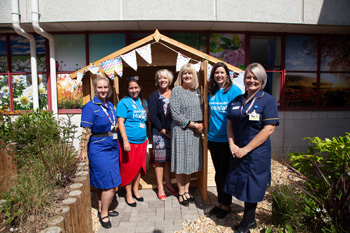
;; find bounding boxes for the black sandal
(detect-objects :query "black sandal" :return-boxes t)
[184,192,194,202]
[178,194,189,206]
[99,216,112,229]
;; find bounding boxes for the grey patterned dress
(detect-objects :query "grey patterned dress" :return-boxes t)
[170,86,203,175]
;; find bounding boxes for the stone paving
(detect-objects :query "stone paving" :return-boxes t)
[97,186,242,233]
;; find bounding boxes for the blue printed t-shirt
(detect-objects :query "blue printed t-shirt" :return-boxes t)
[117,97,148,144]
[208,85,242,142]
[81,96,116,133]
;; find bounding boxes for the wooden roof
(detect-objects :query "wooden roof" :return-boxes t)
[70,30,242,79]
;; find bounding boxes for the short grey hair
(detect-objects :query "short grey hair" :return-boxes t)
[155,69,174,87]
[245,63,267,90]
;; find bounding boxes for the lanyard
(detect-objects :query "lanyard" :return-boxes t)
[131,98,146,121]
[100,103,116,130]
[240,98,256,117]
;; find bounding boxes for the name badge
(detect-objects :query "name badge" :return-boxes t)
[139,123,145,129]
[113,133,118,140]
[249,112,260,121]
[232,106,239,110]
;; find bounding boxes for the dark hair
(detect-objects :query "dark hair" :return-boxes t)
[208,62,232,96]
[126,77,149,115]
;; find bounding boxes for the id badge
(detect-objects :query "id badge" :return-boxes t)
[139,122,145,129]
[113,133,118,140]
[249,113,260,121]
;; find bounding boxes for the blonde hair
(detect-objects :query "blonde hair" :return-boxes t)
[174,64,199,89]
[245,63,267,90]
[93,72,112,98]
[155,69,174,87]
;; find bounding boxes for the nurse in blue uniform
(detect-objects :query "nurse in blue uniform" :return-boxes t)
[224,63,279,233]
[80,72,121,229]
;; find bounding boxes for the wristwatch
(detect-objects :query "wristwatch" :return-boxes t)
[193,122,197,129]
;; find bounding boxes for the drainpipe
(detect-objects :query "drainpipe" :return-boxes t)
[31,0,58,115]
[11,0,39,111]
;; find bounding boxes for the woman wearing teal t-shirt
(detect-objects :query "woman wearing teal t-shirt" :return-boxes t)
[207,62,242,218]
[117,76,148,207]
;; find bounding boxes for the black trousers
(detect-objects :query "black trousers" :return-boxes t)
[208,141,232,206]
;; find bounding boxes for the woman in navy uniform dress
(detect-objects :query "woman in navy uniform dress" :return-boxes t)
[224,63,279,233]
[80,72,121,229]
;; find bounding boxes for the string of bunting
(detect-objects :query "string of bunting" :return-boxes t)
[71,41,238,81]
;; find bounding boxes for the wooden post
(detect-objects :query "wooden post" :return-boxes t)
[47,216,65,233]
[40,226,62,233]
[55,206,73,233]
[72,176,93,233]
[62,198,79,233]
[69,190,87,233]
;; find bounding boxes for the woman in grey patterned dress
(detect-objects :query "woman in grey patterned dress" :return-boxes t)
[170,63,204,206]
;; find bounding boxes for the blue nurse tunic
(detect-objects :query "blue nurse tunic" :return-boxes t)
[81,96,121,189]
[224,90,279,203]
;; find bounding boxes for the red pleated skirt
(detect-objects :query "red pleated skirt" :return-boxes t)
[119,140,147,186]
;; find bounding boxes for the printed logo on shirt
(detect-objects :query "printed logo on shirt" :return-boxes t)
[209,102,228,114]
[133,110,146,119]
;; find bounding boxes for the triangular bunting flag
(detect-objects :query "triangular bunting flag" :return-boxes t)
[232,71,245,93]
[88,66,99,74]
[77,72,83,82]
[207,64,213,80]
[229,71,235,81]
[101,57,123,80]
[193,62,201,72]
[114,57,123,78]
[136,44,152,64]
[176,53,191,72]
[121,50,138,71]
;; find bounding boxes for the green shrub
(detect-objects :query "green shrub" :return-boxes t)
[0,110,79,227]
[271,184,307,231]
[287,133,350,232]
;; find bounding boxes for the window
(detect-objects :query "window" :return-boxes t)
[169,33,207,53]
[54,34,86,72]
[89,33,126,62]
[210,33,245,70]
[0,36,7,73]
[57,74,83,110]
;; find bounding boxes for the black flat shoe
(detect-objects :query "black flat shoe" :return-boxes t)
[99,216,112,229]
[125,198,137,207]
[233,221,257,230]
[178,194,189,207]
[234,227,250,233]
[132,192,144,202]
[209,206,221,215]
[216,208,229,219]
[98,210,119,217]
[184,192,194,202]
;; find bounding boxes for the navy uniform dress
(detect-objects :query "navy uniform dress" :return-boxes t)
[81,96,121,189]
[224,90,279,203]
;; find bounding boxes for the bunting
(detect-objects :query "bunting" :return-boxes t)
[232,71,245,93]
[207,64,213,80]
[101,57,123,79]
[88,66,99,74]
[193,62,201,72]
[176,53,191,72]
[77,72,83,82]
[121,50,138,71]
[136,44,152,64]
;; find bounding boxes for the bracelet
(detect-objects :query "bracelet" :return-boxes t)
[193,123,197,129]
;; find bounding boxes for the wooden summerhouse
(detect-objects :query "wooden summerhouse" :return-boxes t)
[71,30,242,200]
